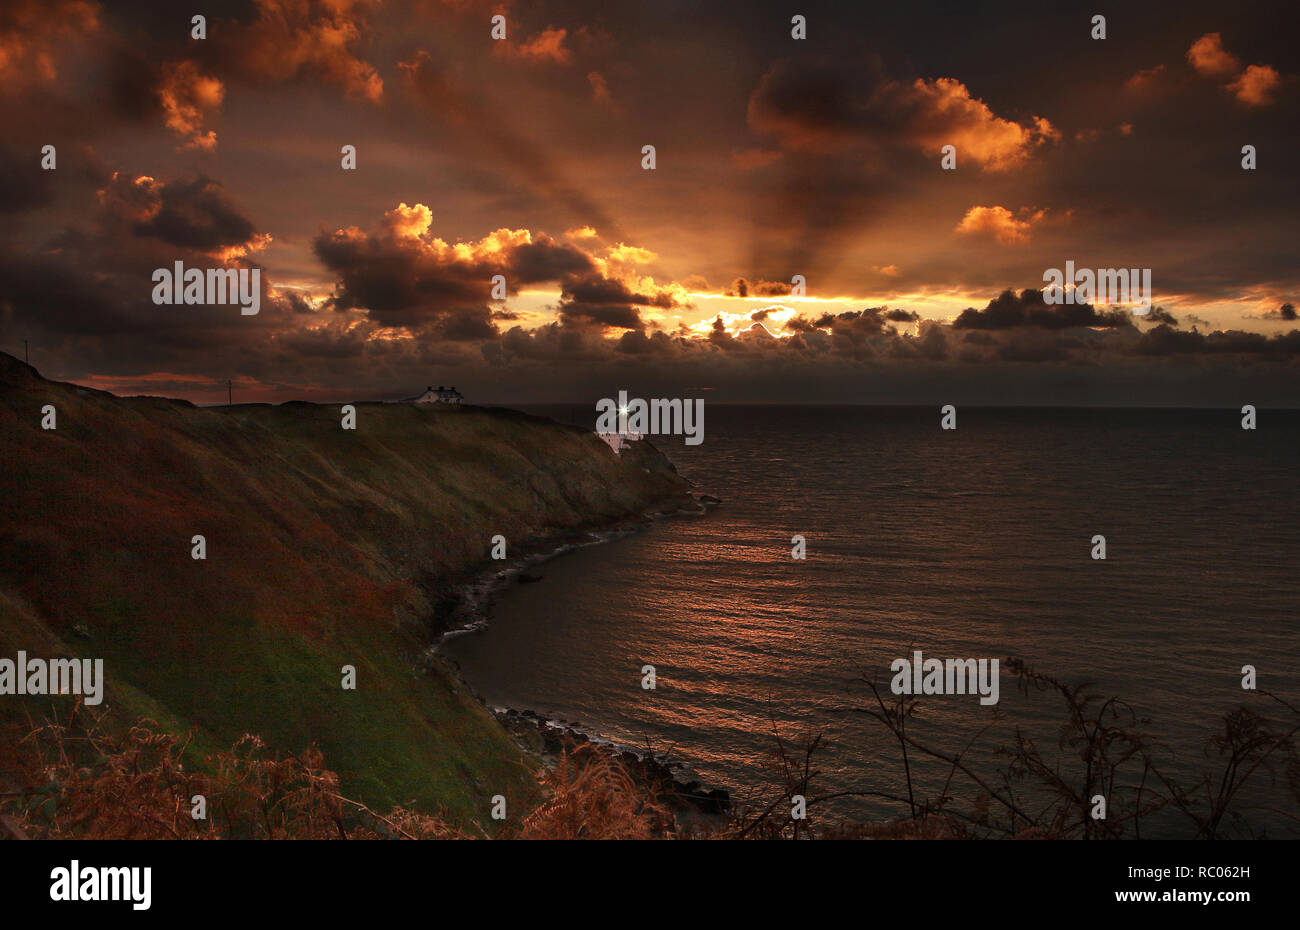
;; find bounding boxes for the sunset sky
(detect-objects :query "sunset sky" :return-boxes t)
[1,0,1297,405]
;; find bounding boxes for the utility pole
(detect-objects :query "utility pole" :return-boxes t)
[23,340,28,365]
[228,379,232,405]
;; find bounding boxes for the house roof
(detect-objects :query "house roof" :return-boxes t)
[396,384,463,402]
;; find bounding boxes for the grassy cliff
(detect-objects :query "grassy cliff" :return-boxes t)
[0,353,690,828]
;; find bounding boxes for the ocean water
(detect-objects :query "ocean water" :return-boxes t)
[442,406,1299,836]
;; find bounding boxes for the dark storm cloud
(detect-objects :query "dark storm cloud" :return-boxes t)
[746,59,878,153]
[783,313,833,333]
[1135,325,1300,356]
[313,235,492,333]
[561,273,674,310]
[555,263,688,331]
[897,324,949,361]
[313,208,678,334]
[434,306,498,341]
[510,241,594,282]
[615,329,679,356]
[726,277,789,298]
[783,306,916,337]
[557,302,643,331]
[130,176,258,250]
[951,289,1133,331]
[314,216,582,331]
[1255,302,1297,321]
[497,320,602,363]
[0,164,280,365]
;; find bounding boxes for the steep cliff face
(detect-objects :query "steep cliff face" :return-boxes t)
[0,353,690,823]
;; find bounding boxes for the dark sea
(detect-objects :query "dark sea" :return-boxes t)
[442,405,1299,837]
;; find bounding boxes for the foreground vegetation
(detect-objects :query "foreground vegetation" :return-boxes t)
[5,661,1295,840]
[3,704,673,840]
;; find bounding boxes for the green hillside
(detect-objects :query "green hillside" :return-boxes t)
[0,353,689,828]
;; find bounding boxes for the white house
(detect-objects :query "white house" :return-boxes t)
[406,385,463,404]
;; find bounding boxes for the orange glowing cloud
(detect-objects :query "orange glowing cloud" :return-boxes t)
[383,202,434,239]
[236,0,384,103]
[604,243,656,265]
[158,60,224,151]
[1228,64,1281,107]
[1186,33,1283,108]
[747,62,1057,171]
[954,205,1045,245]
[1124,64,1166,93]
[1187,33,1241,78]
[897,78,1059,171]
[497,26,571,65]
[216,233,273,263]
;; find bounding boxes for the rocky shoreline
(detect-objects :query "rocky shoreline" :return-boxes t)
[495,707,732,818]
[432,489,731,821]
[428,490,720,644]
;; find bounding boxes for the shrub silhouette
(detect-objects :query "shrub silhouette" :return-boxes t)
[6,663,1297,841]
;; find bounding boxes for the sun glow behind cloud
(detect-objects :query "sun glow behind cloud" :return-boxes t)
[495,289,988,337]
